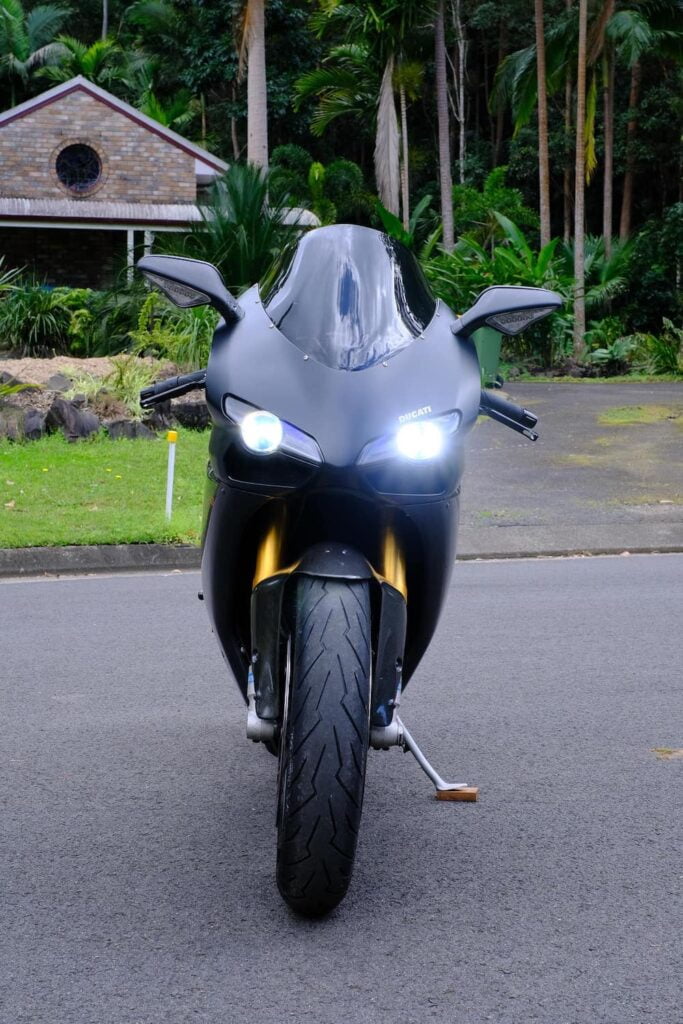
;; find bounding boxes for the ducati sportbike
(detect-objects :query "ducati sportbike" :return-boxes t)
[138,225,561,916]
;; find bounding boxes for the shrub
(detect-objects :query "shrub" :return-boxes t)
[0,284,73,355]
[177,163,298,292]
[104,355,156,419]
[627,319,683,376]
[130,292,218,370]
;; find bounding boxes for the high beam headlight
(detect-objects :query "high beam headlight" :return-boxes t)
[240,410,284,454]
[396,420,445,460]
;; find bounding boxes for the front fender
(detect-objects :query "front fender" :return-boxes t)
[251,543,406,729]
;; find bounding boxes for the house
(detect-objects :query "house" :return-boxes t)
[0,76,228,289]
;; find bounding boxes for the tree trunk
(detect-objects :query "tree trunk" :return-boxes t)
[493,21,508,167]
[563,0,573,242]
[435,0,454,251]
[619,61,641,240]
[101,0,108,39]
[534,0,551,247]
[602,45,614,257]
[246,0,268,170]
[563,75,573,242]
[231,82,240,161]
[573,0,588,358]
[400,83,410,231]
[375,55,400,216]
[452,0,467,185]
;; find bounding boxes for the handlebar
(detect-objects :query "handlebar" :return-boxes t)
[139,369,207,409]
[479,389,539,441]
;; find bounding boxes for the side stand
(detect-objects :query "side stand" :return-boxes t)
[371,716,479,802]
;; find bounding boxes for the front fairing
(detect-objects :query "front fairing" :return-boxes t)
[205,284,481,492]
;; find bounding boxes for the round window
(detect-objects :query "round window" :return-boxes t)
[56,144,102,195]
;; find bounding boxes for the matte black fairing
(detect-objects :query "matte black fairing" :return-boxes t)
[201,262,480,700]
[205,285,480,473]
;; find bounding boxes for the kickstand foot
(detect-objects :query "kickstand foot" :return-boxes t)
[397,717,479,802]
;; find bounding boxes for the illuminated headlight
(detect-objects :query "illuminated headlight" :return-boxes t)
[396,420,445,460]
[240,410,283,454]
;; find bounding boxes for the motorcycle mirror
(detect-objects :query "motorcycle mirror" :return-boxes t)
[137,255,244,324]
[452,286,562,338]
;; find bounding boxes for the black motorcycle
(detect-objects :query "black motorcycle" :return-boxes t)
[138,225,561,916]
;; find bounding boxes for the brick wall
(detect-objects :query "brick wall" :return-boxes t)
[0,89,196,203]
[2,228,127,289]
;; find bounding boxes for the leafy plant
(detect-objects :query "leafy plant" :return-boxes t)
[451,166,538,246]
[375,193,441,256]
[130,292,217,371]
[627,318,683,375]
[0,256,21,297]
[103,355,156,419]
[85,280,150,356]
[0,283,73,355]
[177,163,298,292]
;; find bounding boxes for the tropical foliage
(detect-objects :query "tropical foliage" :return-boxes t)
[0,0,681,373]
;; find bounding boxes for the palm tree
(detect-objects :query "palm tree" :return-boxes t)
[435,0,454,250]
[534,0,551,247]
[38,36,126,90]
[297,2,428,218]
[607,2,683,240]
[0,0,68,107]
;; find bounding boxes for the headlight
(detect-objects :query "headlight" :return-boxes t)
[396,420,444,460]
[357,410,461,466]
[240,410,283,454]
[225,396,323,464]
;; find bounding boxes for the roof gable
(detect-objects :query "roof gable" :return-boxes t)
[0,76,227,177]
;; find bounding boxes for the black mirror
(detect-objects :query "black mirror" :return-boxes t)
[452,286,562,339]
[137,255,244,324]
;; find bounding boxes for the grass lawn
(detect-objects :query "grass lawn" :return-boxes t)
[0,431,210,548]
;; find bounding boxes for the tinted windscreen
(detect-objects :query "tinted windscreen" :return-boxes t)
[261,225,436,371]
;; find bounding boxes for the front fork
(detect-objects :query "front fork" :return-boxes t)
[248,508,409,737]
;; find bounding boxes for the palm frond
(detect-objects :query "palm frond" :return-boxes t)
[25,4,69,50]
[374,53,399,215]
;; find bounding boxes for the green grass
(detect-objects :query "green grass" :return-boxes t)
[597,404,682,426]
[507,373,683,383]
[0,432,209,548]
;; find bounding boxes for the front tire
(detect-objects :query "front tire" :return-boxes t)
[277,576,371,916]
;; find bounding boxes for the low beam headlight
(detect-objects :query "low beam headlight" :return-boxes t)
[240,410,283,454]
[396,420,445,460]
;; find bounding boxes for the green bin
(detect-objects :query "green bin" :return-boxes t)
[473,326,502,386]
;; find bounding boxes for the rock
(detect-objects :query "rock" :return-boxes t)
[106,419,157,440]
[0,371,22,388]
[23,407,46,441]
[46,372,72,392]
[143,400,173,432]
[45,398,100,440]
[71,394,87,408]
[171,399,210,430]
[0,403,23,440]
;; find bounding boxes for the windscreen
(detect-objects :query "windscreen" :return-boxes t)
[261,225,436,371]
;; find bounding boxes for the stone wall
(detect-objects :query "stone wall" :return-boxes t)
[0,88,195,203]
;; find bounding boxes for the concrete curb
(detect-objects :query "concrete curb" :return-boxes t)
[1,524,682,578]
[0,544,201,577]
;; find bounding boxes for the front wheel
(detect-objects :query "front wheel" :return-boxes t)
[277,576,371,916]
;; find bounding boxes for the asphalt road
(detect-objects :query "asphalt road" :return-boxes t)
[2,556,681,1024]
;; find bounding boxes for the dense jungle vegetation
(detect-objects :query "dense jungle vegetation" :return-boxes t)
[0,0,681,374]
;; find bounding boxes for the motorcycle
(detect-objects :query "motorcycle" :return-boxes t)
[137,225,561,917]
